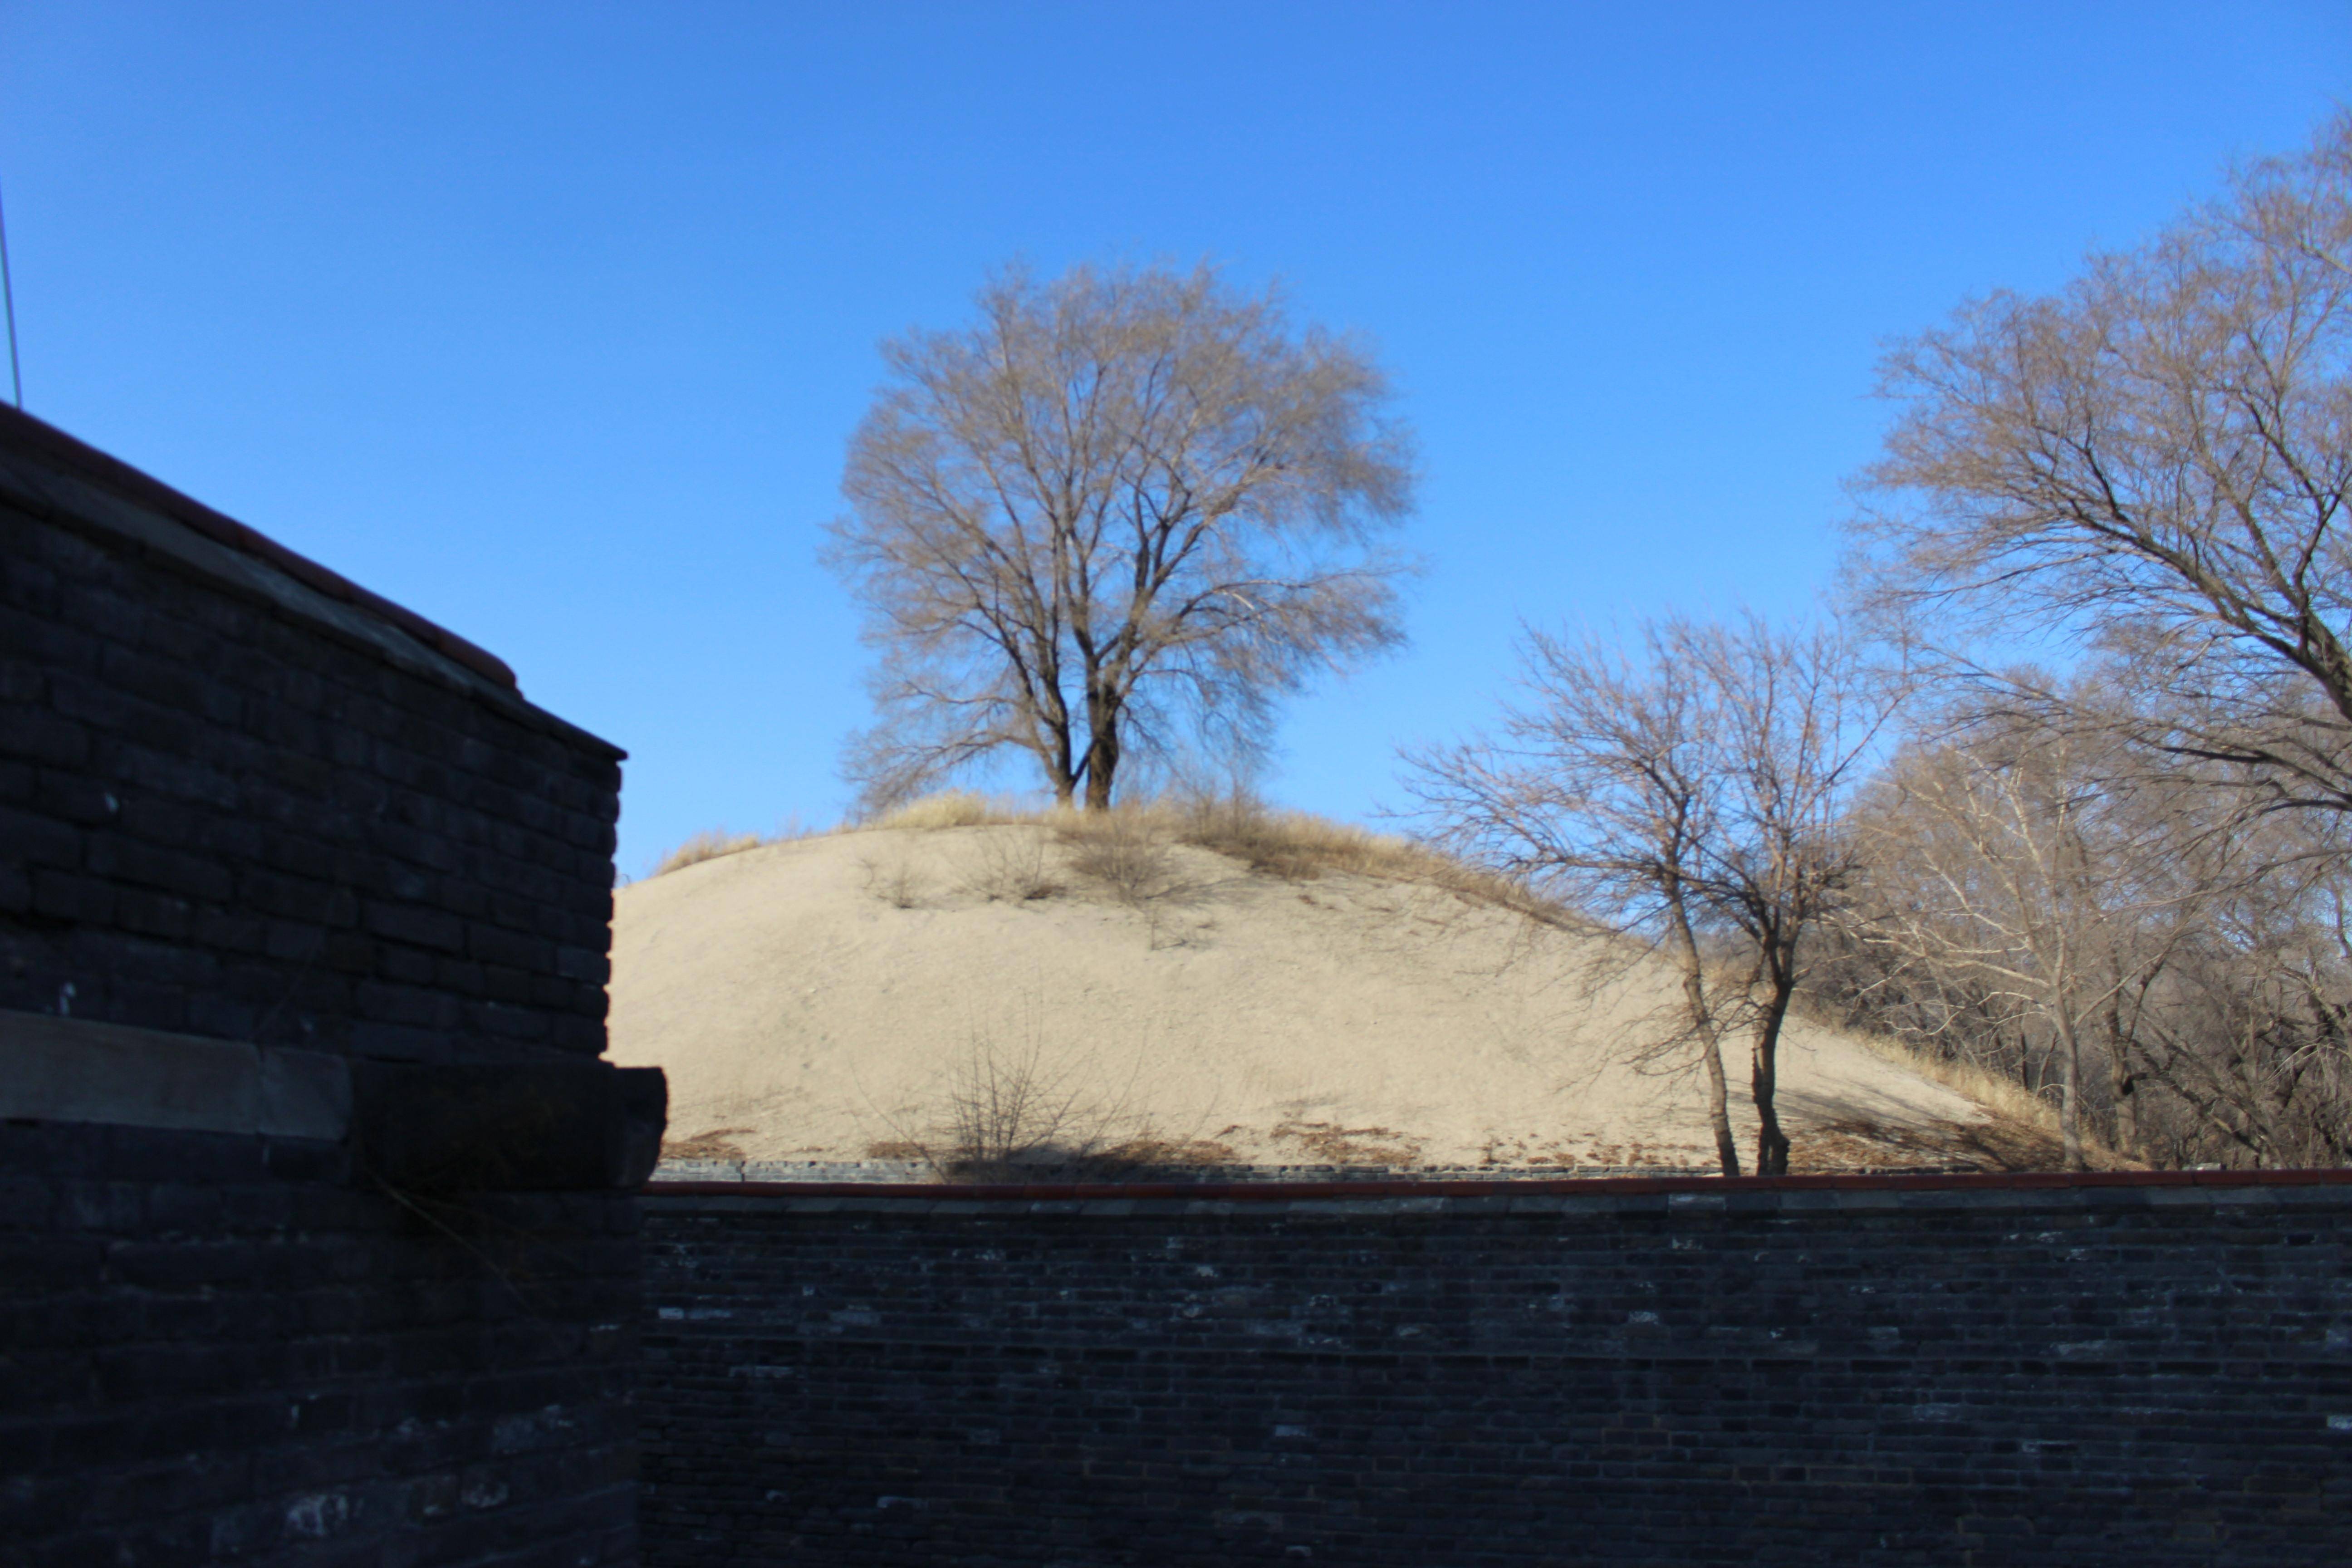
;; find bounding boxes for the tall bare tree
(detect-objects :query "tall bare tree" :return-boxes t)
[1847,714,2192,1168]
[1690,618,1900,1174]
[2124,812,2352,1166]
[1407,614,1892,1176]
[825,261,1416,813]
[1855,113,2352,820]
[1403,619,1744,1174]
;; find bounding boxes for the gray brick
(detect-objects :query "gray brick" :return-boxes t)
[362,900,466,954]
[0,706,91,768]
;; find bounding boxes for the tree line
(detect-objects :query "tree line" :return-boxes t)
[824,115,2352,1172]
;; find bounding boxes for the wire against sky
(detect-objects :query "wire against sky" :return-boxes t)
[0,176,19,408]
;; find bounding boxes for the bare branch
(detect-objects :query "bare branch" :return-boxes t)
[826,260,1418,813]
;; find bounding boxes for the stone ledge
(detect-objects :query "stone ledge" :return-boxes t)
[0,1007,348,1138]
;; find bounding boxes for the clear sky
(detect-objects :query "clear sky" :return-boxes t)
[3,2,2346,875]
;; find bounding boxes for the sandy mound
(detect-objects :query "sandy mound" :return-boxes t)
[608,824,1993,1173]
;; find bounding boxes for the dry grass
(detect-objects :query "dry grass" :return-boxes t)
[1853,1030,2141,1170]
[649,829,768,878]
[653,789,1571,926]
[866,790,1012,831]
[894,788,1568,914]
[647,816,819,880]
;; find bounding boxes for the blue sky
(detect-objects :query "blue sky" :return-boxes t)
[3,2,2346,875]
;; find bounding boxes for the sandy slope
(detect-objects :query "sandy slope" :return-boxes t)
[608,824,1989,1171]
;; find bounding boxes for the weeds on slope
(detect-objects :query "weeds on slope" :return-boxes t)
[643,787,1573,931]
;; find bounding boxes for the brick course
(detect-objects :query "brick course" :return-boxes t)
[640,1174,2352,1567]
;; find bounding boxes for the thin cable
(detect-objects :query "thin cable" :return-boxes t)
[0,177,20,408]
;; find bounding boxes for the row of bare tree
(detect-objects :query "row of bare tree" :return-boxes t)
[1410,116,2352,1173]
[1823,701,2352,1172]
[823,117,2352,1171]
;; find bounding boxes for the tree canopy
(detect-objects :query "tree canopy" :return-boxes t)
[1858,112,2352,816]
[826,260,1417,813]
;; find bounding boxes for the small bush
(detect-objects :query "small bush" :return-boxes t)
[873,1031,1166,1181]
[1058,811,1177,905]
[959,831,1062,902]
[857,852,929,909]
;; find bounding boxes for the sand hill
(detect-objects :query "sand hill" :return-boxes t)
[609,818,2011,1176]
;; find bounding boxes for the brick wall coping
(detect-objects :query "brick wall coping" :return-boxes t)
[0,402,518,691]
[645,1166,2352,1214]
[0,1009,348,1138]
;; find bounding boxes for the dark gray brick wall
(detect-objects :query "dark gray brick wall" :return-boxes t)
[1,408,644,1567]
[0,474,621,1063]
[3,1117,644,1568]
[639,1176,2352,1568]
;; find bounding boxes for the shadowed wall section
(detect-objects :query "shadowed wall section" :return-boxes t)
[640,1172,2352,1568]
[0,406,660,1567]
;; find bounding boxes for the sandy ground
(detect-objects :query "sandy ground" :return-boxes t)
[608,825,1991,1172]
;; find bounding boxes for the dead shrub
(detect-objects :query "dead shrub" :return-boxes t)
[958,830,1061,902]
[856,851,928,909]
[1057,811,1177,905]
[879,1033,1159,1180]
[662,1127,754,1161]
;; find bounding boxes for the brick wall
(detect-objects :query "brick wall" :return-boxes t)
[0,416,619,1061]
[640,1173,2352,1568]
[1,405,653,1567]
[6,1118,646,1567]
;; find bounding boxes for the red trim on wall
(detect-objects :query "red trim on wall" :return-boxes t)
[644,1167,2352,1203]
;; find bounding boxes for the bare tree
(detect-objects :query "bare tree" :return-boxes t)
[2126,814,2352,1167]
[1406,614,1892,1176]
[1404,619,1744,1174]
[1817,678,2352,1170]
[1690,618,1900,1174]
[826,260,1416,813]
[1855,113,2352,820]
[1847,714,2191,1167]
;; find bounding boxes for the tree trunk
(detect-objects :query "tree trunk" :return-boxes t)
[1080,690,1122,811]
[1697,999,1740,1178]
[1750,977,1793,1177]
[1663,886,1739,1176]
[2053,1002,2086,1171]
[2104,994,2139,1157]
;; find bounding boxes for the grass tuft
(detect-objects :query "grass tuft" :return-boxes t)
[866,790,1006,831]
[649,829,767,878]
[647,816,817,880]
